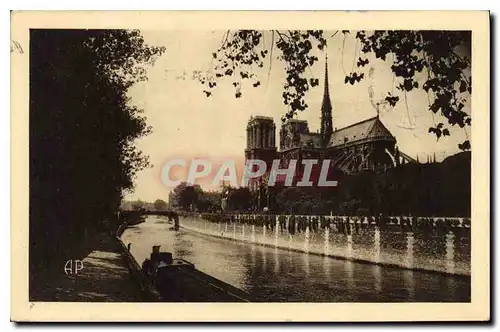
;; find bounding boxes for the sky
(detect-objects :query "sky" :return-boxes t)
[125,30,471,202]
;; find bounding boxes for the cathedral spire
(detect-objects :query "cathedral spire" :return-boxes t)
[320,53,333,147]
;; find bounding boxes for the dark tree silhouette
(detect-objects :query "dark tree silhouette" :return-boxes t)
[132,200,146,211]
[226,187,252,211]
[153,199,168,210]
[272,152,470,217]
[200,30,471,150]
[29,29,165,294]
[170,182,202,210]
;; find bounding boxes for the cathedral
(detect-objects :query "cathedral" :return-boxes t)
[244,57,414,199]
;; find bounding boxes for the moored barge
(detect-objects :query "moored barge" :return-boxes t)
[141,246,251,302]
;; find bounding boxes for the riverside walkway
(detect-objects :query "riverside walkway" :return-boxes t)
[31,232,143,302]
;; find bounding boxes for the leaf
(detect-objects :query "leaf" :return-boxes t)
[385,95,399,107]
[429,103,440,113]
[203,90,212,97]
[235,91,242,98]
[357,57,369,67]
[403,79,413,91]
[442,128,450,136]
[310,78,319,87]
[458,140,471,151]
[253,81,261,87]
[345,72,364,85]
[459,80,468,93]
[429,126,442,139]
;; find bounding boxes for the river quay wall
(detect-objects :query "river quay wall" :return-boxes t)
[116,222,163,301]
[178,213,470,276]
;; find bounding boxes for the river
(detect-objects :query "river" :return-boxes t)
[121,215,470,302]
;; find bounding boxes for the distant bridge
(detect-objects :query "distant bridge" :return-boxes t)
[119,209,180,229]
[121,209,179,218]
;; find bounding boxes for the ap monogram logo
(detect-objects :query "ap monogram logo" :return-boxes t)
[64,260,84,275]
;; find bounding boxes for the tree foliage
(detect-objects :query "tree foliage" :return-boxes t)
[201,30,471,150]
[170,182,223,212]
[203,30,326,121]
[353,30,471,149]
[132,200,145,210]
[274,152,471,217]
[154,199,168,210]
[224,186,253,211]
[29,29,165,289]
[170,182,202,210]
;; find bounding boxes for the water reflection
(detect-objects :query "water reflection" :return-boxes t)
[274,248,280,275]
[403,270,415,301]
[303,250,310,278]
[323,256,331,280]
[345,261,355,293]
[262,247,267,272]
[250,244,256,267]
[121,216,470,302]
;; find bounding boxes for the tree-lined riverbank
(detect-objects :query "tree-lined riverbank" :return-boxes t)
[30,231,144,302]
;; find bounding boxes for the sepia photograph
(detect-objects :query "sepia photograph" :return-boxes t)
[11,11,490,322]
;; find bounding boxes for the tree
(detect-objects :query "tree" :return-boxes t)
[197,191,222,212]
[170,182,202,210]
[353,31,471,150]
[154,199,168,211]
[29,29,165,294]
[201,30,325,121]
[275,187,318,214]
[132,200,145,211]
[226,187,252,211]
[199,30,471,150]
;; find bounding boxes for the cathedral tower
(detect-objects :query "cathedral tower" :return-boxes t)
[245,116,277,190]
[245,116,277,209]
[320,55,333,147]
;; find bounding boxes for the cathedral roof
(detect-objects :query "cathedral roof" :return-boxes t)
[328,116,395,147]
